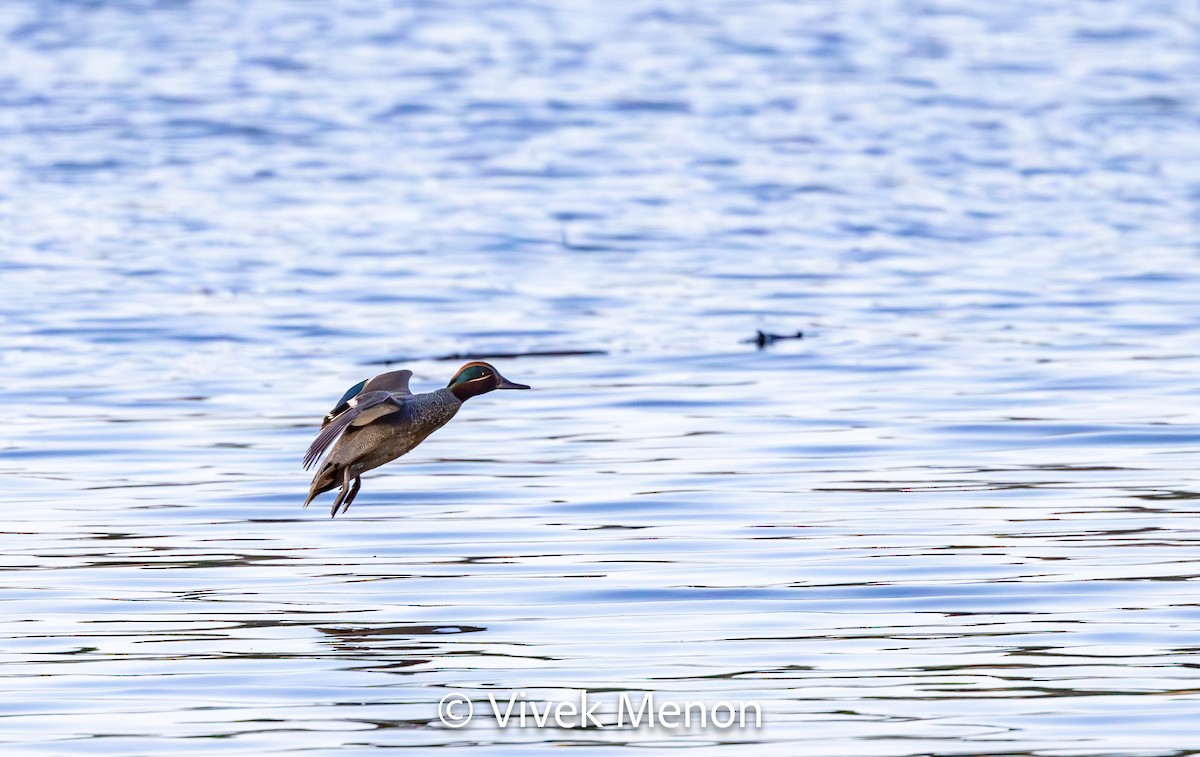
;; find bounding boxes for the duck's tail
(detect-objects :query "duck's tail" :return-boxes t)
[304,462,339,508]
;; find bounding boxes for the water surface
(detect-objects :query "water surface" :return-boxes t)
[3,0,1200,754]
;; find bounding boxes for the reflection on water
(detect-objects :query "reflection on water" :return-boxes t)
[4,0,1200,754]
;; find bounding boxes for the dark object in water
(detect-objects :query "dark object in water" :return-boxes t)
[433,349,606,361]
[748,330,804,349]
[368,349,606,365]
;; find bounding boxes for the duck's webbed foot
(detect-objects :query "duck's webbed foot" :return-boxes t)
[330,469,362,517]
[339,476,362,516]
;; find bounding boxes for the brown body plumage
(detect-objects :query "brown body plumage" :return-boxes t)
[304,362,529,516]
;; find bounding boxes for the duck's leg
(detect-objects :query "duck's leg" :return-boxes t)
[329,467,354,517]
[339,476,362,515]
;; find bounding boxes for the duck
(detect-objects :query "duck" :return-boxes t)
[303,362,530,517]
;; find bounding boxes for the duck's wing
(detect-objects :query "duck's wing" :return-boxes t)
[320,370,413,428]
[363,369,414,396]
[304,390,406,470]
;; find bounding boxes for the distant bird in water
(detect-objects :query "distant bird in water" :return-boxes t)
[748,330,804,349]
[304,362,530,517]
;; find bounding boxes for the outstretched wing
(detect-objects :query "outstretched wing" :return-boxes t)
[362,369,414,396]
[320,370,413,428]
[304,390,405,470]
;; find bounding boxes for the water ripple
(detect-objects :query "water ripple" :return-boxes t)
[3,0,1200,754]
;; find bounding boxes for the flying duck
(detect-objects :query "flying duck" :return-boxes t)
[303,362,529,516]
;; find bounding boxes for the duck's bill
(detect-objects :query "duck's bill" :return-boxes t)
[496,377,531,390]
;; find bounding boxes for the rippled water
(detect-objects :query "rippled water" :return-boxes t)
[4,0,1200,754]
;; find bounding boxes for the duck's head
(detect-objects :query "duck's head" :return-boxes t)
[447,361,530,401]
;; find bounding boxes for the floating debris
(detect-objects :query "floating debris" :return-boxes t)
[432,349,607,361]
[368,349,606,365]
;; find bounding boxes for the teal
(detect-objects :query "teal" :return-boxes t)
[304,362,530,516]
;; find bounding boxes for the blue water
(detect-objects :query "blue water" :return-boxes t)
[3,0,1200,754]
